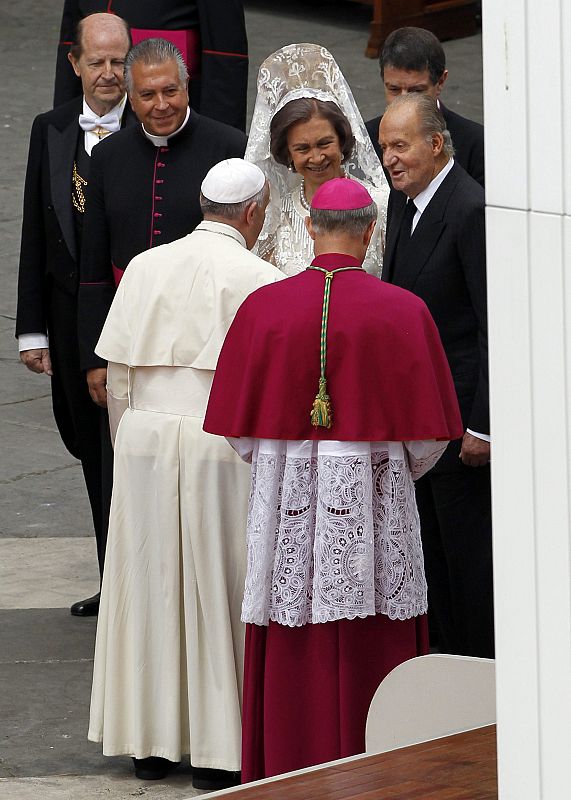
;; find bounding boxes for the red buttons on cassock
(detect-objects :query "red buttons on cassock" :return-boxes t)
[157,162,166,168]
[153,230,162,235]
[154,196,163,201]
[156,179,164,184]
[154,212,162,218]
[160,147,169,153]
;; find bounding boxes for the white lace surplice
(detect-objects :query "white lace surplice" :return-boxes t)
[229,438,447,627]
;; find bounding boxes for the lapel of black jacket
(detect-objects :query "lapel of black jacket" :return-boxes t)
[382,189,407,281]
[121,103,138,130]
[48,99,81,263]
[48,98,137,263]
[390,164,460,291]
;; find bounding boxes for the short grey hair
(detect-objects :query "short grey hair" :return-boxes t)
[199,184,268,221]
[389,93,455,158]
[310,202,378,236]
[125,38,188,93]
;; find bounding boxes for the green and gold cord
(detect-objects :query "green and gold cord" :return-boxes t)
[307,266,362,429]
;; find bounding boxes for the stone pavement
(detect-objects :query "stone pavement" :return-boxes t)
[0,1,482,798]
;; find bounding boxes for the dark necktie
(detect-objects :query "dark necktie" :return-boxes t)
[402,199,417,236]
[390,199,417,283]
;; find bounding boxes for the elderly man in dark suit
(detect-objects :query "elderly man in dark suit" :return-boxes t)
[16,13,134,617]
[366,27,484,188]
[379,92,493,658]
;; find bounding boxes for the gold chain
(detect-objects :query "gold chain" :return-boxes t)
[72,161,88,213]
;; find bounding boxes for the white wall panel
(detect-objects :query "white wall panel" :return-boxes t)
[527,2,563,213]
[562,215,571,626]
[486,206,541,800]
[528,211,571,796]
[464,4,571,796]
[482,1,528,210]
[487,208,571,798]
[562,4,571,216]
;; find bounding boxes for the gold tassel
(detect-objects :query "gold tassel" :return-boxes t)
[310,377,333,429]
[307,264,361,431]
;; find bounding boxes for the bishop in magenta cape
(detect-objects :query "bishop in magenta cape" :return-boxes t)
[204,253,462,443]
[204,252,463,782]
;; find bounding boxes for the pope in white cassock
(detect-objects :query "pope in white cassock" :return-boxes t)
[87,159,283,789]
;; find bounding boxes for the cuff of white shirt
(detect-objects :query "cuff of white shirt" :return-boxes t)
[466,428,491,443]
[18,333,49,352]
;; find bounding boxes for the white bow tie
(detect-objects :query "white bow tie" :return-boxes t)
[78,112,121,134]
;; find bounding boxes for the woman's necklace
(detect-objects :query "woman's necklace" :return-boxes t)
[299,179,311,211]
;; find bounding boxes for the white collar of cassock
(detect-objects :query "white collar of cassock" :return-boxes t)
[412,157,454,218]
[142,106,190,147]
[195,219,247,249]
[81,94,127,156]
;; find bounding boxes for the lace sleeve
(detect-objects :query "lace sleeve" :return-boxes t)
[254,231,276,263]
[405,439,449,480]
[363,219,384,277]
[361,180,388,278]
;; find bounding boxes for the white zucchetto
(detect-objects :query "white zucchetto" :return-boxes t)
[201,158,266,204]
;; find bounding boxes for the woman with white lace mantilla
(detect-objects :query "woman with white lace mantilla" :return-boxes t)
[246,43,389,276]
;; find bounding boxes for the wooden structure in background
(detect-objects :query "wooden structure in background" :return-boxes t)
[356,0,479,58]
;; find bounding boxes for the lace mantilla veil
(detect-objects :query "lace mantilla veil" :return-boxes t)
[245,43,388,254]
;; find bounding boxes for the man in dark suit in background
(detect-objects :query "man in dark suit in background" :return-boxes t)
[78,37,246,408]
[366,27,484,187]
[379,93,493,658]
[16,13,134,617]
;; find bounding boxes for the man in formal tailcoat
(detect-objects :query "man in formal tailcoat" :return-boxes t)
[54,0,249,131]
[379,93,494,658]
[366,26,484,187]
[16,13,134,617]
[78,37,246,406]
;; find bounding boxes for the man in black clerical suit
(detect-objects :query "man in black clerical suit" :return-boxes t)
[379,93,494,659]
[16,13,134,617]
[54,0,249,131]
[366,26,484,188]
[78,37,246,406]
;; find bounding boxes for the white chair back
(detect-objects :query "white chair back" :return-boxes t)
[365,654,496,753]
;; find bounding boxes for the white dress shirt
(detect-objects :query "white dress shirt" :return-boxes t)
[410,156,454,233]
[82,94,127,156]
